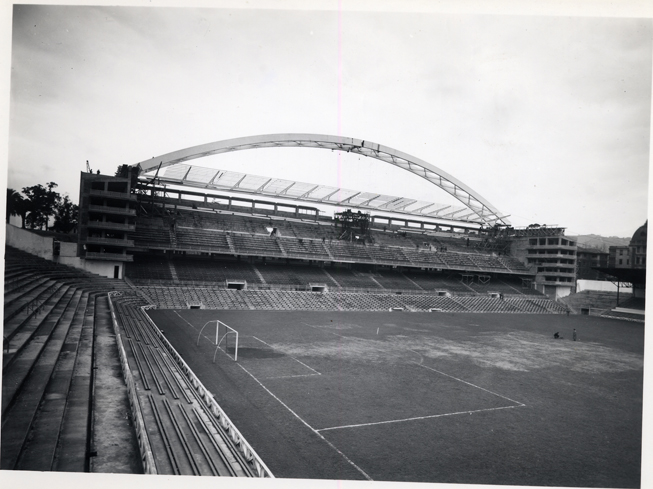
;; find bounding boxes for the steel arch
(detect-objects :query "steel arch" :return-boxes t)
[135,134,509,226]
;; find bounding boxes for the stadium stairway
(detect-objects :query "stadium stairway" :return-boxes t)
[1,246,140,472]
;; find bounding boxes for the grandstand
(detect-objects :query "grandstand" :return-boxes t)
[3,134,643,484]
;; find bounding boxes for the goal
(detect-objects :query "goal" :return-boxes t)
[197,320,239,362]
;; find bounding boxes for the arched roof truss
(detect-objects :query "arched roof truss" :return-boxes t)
[136,134,510,226]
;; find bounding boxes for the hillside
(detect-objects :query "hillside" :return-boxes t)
[570,234,630,251]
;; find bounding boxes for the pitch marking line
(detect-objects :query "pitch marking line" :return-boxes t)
[234,361,373,481]
[171,313,370,478]
[302,322,348,338]
[262,373,322,380]
[414,361,525,407]
[175,311,199,329]
[316,404,523,432]
[252,336,321,376]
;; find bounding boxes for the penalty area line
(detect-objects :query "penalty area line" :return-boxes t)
[235,362,373,481]
[260,373,322,380]
[415,361,525,407]
[317,404,524,432]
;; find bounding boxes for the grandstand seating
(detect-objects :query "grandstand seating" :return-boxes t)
[125,252,547,305]
[400,248,445,267]
[325,241,374,262]
[498,256,530,272]
[171,257,262,285]
[108,294,270,476]
[373,269,423,291]
[134,216,171,248]
[367,246,410,264]
[287,220,338,241]
[125,255,174,282]
[230,234,284,256]
[465,277,521,295]
[452,296,522,313]
[175,227,231,252]
[1,245,274,476]
[130,210,530,275]
[279,237,330,259]
[321,267,382,289]
[506,297,570,314]
[256,263,334,287]
[402,271,472,293]
[136,285,568,314]
[560,290,632,314]
[2,247,136,472]
[439,252,476,269]
[496,277,541,295]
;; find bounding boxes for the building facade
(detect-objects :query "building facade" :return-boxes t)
[608,221,647,270]
[576,246,609,280]
[510,227,577,299]
[77,171,136,278]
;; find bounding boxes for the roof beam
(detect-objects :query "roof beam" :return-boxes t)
[134,134,510,226]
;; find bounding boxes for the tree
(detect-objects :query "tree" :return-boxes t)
[22,182,61,230]
[52,194,79,234]
[6,188,28,227]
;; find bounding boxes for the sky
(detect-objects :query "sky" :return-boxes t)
[4,1,652,239]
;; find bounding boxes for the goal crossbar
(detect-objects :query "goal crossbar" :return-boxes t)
[197,320,239,362]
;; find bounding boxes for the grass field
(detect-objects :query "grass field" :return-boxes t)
[148,309,644,487]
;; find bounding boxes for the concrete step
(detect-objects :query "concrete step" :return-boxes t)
[14,291,89,471]
[3,284,71,370]
[52,292,98,472]
[4,279,60,323]
[4,272,45,295]
[2,286,78,412]
[1,288,84,470]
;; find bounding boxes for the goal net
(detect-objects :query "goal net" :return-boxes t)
[197,320,239,362]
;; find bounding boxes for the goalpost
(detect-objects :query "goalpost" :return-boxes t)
[197,320,239,362]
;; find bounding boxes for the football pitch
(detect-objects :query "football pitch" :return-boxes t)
[148,309,644,487]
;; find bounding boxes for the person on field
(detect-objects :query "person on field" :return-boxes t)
[573,329,578,341]
[554,332,561,339]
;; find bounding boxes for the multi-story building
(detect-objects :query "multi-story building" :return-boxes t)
[609,246,632,268]
[602,221,647,302]
[608,221,647,269]
[77,171,136,278]
[510,227,577,299]
[576,246,609,280]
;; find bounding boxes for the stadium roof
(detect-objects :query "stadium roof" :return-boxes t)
[136,134,511,226]
[146,163,488,223]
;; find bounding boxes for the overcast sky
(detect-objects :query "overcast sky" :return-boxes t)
[5,2,651,238]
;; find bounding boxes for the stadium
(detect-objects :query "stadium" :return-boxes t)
[2,134,645,486]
